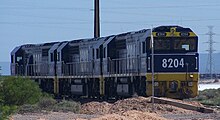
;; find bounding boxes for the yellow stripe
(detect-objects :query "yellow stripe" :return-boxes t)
[146,73,199,81]
[152,32,197,37]
[54,77,59,94]
[99,76,105,95]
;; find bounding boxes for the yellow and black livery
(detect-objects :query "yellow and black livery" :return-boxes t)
[146,26,199,99]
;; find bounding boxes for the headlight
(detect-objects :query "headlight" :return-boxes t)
[190,74,194,78]
[188,82,193,87]
[154,82,159,87]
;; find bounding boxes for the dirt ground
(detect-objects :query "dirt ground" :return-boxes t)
[11,97,220,120]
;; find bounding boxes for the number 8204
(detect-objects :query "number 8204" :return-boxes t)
[162,58,184,68]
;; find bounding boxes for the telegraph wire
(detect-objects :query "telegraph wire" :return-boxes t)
[1,4,220,10]
[1,9,220,23]
[0,22,91,25]
[1,18,220,25]
[0,13,91,22]
[0,6,91,11]
[102,4,220,10]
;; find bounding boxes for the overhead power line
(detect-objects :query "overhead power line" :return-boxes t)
[102,4,220,9]
[1,18,220,25]
[0,22,91,25]
[0,6,91,10]
[1,4,220,10]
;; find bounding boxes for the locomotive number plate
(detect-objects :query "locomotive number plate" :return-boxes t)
[147,54,198,72]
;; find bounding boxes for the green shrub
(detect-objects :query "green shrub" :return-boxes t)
[0,77,42,119]
[0,77,42,106]
[53,100,81,113]
[37,97,57,109]
[18,104,40,114]
[0,105,17,120]
[192,88,220,106]
[41,92,54,98]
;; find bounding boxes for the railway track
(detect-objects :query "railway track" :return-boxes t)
[152,97,214,113]
[162,113,220,120]
[154,97,220,119]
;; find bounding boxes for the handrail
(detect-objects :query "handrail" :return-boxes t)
[12,56,146,76]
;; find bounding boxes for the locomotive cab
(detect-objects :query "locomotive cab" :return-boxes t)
[146,26,199,98]
[11,46,25,75]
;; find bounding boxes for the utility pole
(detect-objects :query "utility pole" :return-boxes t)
[94,0,100,38]
[205,26,215,80]
[151,27,155,111]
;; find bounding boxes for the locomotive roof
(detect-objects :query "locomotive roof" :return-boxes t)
[14,25,195,50]
[48,43,60,53]
[11,46,21,55]
[153,26,193,33]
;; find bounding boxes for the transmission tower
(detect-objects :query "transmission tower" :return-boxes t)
[205,26,216,80]
[0,66,1,76]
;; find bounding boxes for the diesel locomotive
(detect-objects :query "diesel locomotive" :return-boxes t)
[11,25,199,99]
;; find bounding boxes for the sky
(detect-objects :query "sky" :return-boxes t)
[0,0,220,62]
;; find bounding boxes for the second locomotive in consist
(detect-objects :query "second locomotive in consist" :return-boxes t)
[11,25,199,99]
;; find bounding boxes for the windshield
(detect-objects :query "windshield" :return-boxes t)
[174,38,196,51]
[154,39,171,50]
[147,37,197,53]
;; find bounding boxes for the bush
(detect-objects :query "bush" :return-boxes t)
[192,88,220,106]
[0,77,42,106]
[18,104,40,114]
[37,97,57,110]
[0,77,42,119]
[53,100,81,113]
[0,105,17,120]
[0,76,82,118]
